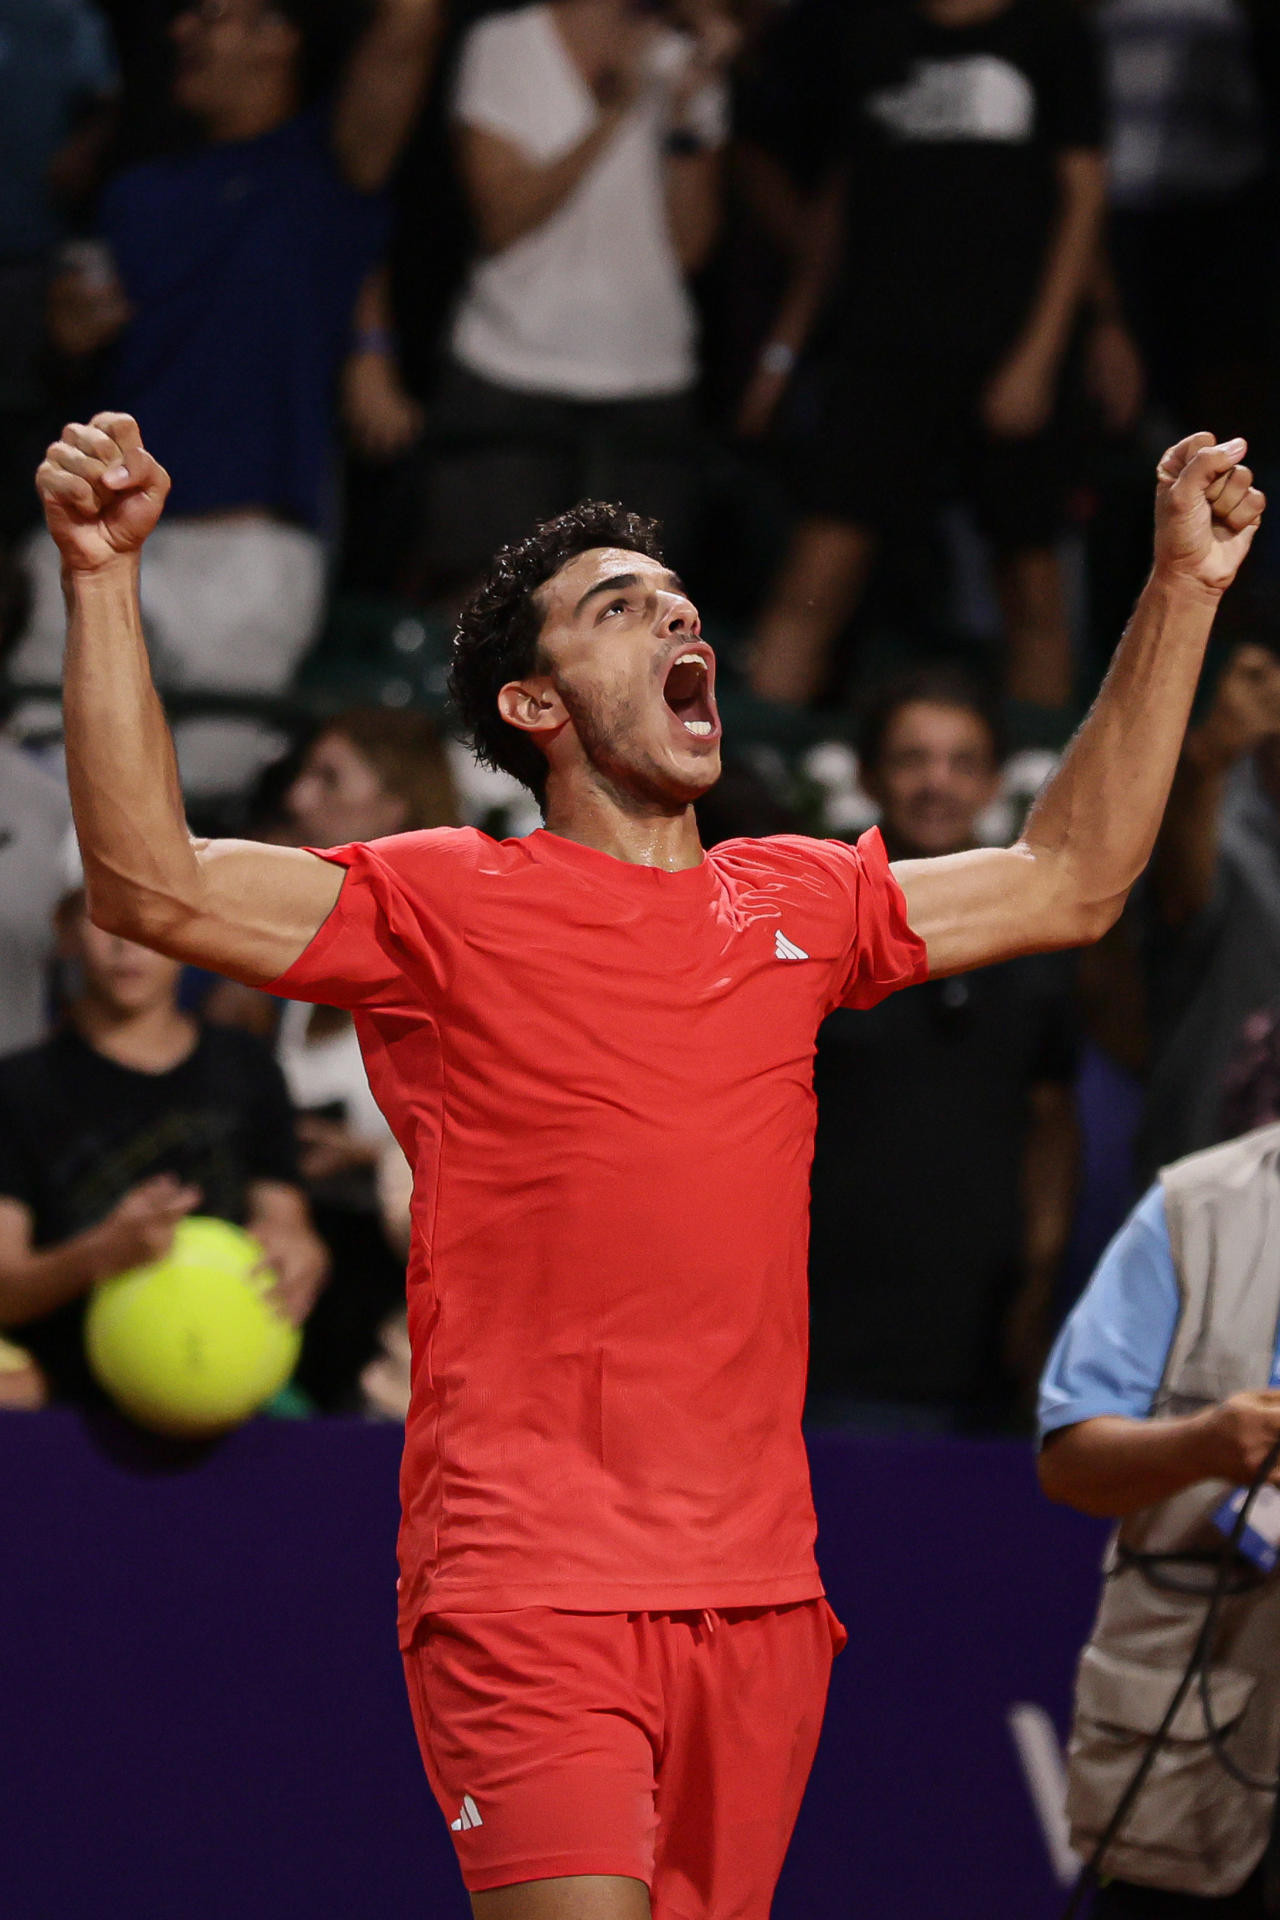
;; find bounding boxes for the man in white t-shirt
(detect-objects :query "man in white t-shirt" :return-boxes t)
[424,0,735,579]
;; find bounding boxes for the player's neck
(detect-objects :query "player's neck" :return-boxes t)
[542,784,705,872]
[71,998,200,1075]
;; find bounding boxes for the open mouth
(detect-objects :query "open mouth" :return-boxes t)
[662,650,718,739]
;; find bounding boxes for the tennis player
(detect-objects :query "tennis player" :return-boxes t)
[37,413,1263,1920]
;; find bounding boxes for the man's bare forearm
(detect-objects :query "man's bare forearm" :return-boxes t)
[1038,1412,1220,1518]
[62,559,203,939]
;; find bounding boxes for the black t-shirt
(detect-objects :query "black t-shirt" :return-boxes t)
[807,951,1078,1415]
[831,0,1104,363]
[0,1022,301,1404]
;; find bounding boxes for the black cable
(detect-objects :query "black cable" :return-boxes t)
[1057,1436,1280,1920]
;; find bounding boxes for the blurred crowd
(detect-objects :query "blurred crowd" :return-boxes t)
[0,0,1279,1433]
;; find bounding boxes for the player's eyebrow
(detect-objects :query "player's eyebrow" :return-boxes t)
[573,570,687,619]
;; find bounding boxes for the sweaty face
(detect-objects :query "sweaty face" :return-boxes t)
[286,732,408,848]
[866,701,1000,859]
[529,548,722,807]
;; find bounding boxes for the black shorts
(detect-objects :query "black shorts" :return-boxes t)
[794,346,1073,553]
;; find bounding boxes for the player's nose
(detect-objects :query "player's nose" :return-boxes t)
[656,591,700,637]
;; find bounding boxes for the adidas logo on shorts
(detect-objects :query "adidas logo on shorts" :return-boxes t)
[774,930,809,961]
[450,1794,484,1832]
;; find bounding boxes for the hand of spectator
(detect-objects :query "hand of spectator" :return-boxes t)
[0,1336,50,1412]
[47,263,131,359]
[980,347,1055,439]
[359,1308,412,1421]
[297,1115,382,1183]
[251,1219,330,1327]
[1197,1390,1280,1485]
[342,349,425,462]
[37,413,172,574]
[670,2,741,113]
[1085,315,1145,437]
[1154,432,1267,598]
[88,1174,202,1281]
[1189,643,1280,772]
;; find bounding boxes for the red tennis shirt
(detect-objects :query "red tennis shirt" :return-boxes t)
[268,825,928,1641]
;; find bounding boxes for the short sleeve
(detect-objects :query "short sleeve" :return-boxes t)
[825,828,930,1012]
[1037,1186,1179,1440]
[1038,4,1106,153]
[452,14,552,149]
[264,829,475,1014]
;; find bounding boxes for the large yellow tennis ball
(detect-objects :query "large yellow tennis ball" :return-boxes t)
[85,1216,301,1438]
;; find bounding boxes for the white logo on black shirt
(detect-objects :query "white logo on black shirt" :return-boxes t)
[867,56,1036,144]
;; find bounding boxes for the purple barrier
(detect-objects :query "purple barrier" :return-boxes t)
[2,1410,1107,1920]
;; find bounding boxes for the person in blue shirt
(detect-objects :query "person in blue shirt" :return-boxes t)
[1040,1185,1280,1505]
[1039,1155,1280,1916]
[12,0,441,799]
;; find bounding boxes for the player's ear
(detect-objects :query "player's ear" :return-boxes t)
[497,678,567,740]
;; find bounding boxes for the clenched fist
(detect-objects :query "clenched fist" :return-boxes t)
[36,412,170,575]
[1154,431,1267,597]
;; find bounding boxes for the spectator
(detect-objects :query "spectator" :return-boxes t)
[1140,641,1280,1179]
[0,878,327,1409]
[1039,1118,1280,1916]
[0,0,118,567]
[206,706,458,1410]
[11,0,441,796]
[414,0,737,586]
[807,667,1079,1431]
[0,715,72,1056]
[1093,0,1274,432]
[741,0,1106,717]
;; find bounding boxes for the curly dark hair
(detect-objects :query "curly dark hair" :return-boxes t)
[448,500,665,803]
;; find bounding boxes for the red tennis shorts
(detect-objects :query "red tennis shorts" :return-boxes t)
[402,1599,846,1918]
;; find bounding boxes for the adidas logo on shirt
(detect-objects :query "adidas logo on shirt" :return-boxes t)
[774,930,809,962]
[450,1794,484,1832]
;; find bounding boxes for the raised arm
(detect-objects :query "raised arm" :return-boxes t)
[331,0,443,193]
[36,413,345,983]
[895,434,1267,975]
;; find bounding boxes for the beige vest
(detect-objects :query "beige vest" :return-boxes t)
[1065,1123,1280,1897]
